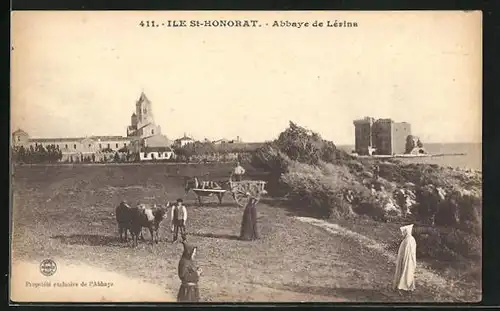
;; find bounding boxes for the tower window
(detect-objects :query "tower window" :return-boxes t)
[151,129,154,135]
[124,143,127,147]
[65,144,68,149]
[116,143,118,148]
[88,144,91,147]
[99,143,102,149]
[73,144,77,149]
[107,143,110,149]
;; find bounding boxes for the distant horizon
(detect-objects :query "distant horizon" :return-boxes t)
[11,125,481,146]
[11,11,481,146]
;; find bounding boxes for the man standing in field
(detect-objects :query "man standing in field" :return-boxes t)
[232,161,246,182]
[171,198,187,243]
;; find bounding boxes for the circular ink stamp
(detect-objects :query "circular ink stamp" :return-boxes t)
[40,259,57,276]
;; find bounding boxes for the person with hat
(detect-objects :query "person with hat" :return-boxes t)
[177,242,202,302]
[171,198,187,243]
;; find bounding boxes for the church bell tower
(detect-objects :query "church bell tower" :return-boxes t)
[136,92,154,128]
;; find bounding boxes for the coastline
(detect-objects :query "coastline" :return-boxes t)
[353,153,467,159]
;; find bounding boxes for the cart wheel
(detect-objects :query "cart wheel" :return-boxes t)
[233,192,249,207]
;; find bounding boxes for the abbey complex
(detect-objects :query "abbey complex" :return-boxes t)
[11,92,425,163]
[12,92,173,162]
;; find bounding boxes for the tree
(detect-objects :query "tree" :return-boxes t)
[113,152,120,162]
[118,146,128,153]
[173,145,194,163]
[16,146,26,163]
[274,121,346,165]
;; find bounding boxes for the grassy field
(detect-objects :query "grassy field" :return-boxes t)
[11,164,479,302]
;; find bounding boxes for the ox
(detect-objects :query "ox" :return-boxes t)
[115,201,170,247]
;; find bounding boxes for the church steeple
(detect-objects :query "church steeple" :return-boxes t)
[138,91,149,103]
[127,92,163,139]
[136,91,154,126]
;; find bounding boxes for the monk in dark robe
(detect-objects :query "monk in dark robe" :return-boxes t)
[177,242,202,302]
[239,197,260,241]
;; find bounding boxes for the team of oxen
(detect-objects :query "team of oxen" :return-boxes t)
[115,177,216,247]
[115,201,172,247]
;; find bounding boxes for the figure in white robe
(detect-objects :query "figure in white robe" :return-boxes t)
[393,224,417,292]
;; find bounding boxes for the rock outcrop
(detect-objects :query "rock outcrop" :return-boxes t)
[405,135,426,154]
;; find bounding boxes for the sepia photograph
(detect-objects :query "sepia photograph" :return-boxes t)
[10,11,482,303]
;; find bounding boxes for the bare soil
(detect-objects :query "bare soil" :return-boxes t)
[10,164,479,302]
[11,260,176,302]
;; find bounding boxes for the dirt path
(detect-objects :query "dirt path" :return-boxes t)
[294,216,475,302]
[10,259,176,303]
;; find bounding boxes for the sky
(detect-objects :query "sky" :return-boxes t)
[11,11,482,145]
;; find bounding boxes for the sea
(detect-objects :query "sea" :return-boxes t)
[338,143,482,171]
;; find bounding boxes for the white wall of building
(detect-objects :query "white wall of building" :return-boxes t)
[139,151,174,161]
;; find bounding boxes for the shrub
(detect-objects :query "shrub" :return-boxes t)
[385,225,481,276]
[12,144,63,164]
[353,190,386,220]
[450,188,482,236]
[414,227,481,264]
[251,143,292,196]
[247,120,482,240]
[413,184,444,225]
[274,121,351,165]
[280,161,357,219]
[378,162,406,183]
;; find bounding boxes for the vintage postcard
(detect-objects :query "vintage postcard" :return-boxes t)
[10,11,482,303]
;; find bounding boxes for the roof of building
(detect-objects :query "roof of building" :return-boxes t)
[353,117,375,125]
[135,123,155,131]
[29,137,85,142]
[141,146,173,152]
[177,135,194,141]
[28,136,132,143]
[137,91,150,104]
[92,136,131,141]
[12,129,29,136]
[375,118,394,123]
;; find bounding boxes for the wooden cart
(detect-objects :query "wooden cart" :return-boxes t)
[192,188,227,206]
[187,177,267,207]
[229,179,267,207]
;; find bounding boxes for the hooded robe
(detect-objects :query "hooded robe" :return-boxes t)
[177,242,200,302]
[393,224,417,291]
[240,198,260,241]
